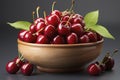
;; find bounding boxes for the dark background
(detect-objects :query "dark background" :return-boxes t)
[0,0,120,80]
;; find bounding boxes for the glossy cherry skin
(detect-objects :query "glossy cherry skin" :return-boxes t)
[52,35,65,44]
[44,25,56,39]
[87,32,97,42]
[18,30,27,41]
[61,15,70,22]
[87,63,102,76]
[46,14,60,27]
[51,10,62,18]
[6,61,19,74]
[71,23,84,36]
[58,21,71,36]
[73,14,84,20]
[23,31,37,43]
[34,18,45,24]
[67,33,78,44]
[36,22,46,34]
[30,24,36,33]
[21,63,33,76]
[79,34,89,43]
[36,35,49,44]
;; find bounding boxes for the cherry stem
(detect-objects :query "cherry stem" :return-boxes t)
[52,1,56,12]
[111,49,118,57]
[65,14,73,26]
[43,11,47,24]
[32,11,35,23]
[33,27,44,36]
[16,53,24,64]
[69,0,75,12]
[36,6,40,18]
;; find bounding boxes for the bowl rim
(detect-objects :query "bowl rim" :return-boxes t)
[18,39,104,47]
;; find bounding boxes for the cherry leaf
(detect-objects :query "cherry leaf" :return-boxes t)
[84,10,99,27]
[89,25,115,39]
[7,21,31,30]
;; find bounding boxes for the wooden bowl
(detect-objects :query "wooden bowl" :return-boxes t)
[18,39,104,72]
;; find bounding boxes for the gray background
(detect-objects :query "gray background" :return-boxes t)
[0,0,120,80]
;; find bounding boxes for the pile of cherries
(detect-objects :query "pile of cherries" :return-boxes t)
[18,1,102,44]
[6,56,33,76]
[87,49,118,76]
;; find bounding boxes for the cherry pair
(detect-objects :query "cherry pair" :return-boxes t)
[87,49,118,76]
[6,57,33,76]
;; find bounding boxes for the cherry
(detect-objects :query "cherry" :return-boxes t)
[34,7,45,24]
[71,23,84,36]
[6,61,19,74]
[23,31,37,43]
[51,2,62,18]
[73,14,83,20]
[87,63,102,76]
[58,21,71,36]
[21,63,33,76]
[36,35,49,44]
[67,33,78,44]
[18,30,27,41]
[79,34,89,43]
[44,25,56,39]
[102,55,114,71]
[36,22,46,34]
[71,17,81,24]
[30,24,36,33]
[34,18,45,24]
[96,33,102,41]
[87,32,97,42]
[61,15,70,22]
[51,10,62,18]
[52,35,65,44]
[46,14,60,27]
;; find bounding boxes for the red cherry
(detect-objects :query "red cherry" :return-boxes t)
[36,22,46,34]
[87,63,102,76]
[46,14,60,27]
[21,63,33,76]
[71,23,84,36]
[67,33,78,44]
[87,32,97,42]
[36,35,49,44]
[96,33,102,41]
[58,21,71,36]
[51,10,62,18]
[52,35,65,44]
[6,61,19,74]
[79,34,89,43]
[103,56,114,71]
[30,24,36,33]
[23,31,37,43]
[18,30,27,41]
[44,25,56,39]
[34,18,45,24]
[61,15,70,22]
[73,14,84,20]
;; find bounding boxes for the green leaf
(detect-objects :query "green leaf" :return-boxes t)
[7,21,32,30]
[84,10,99,27]
[89,25,115,39]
